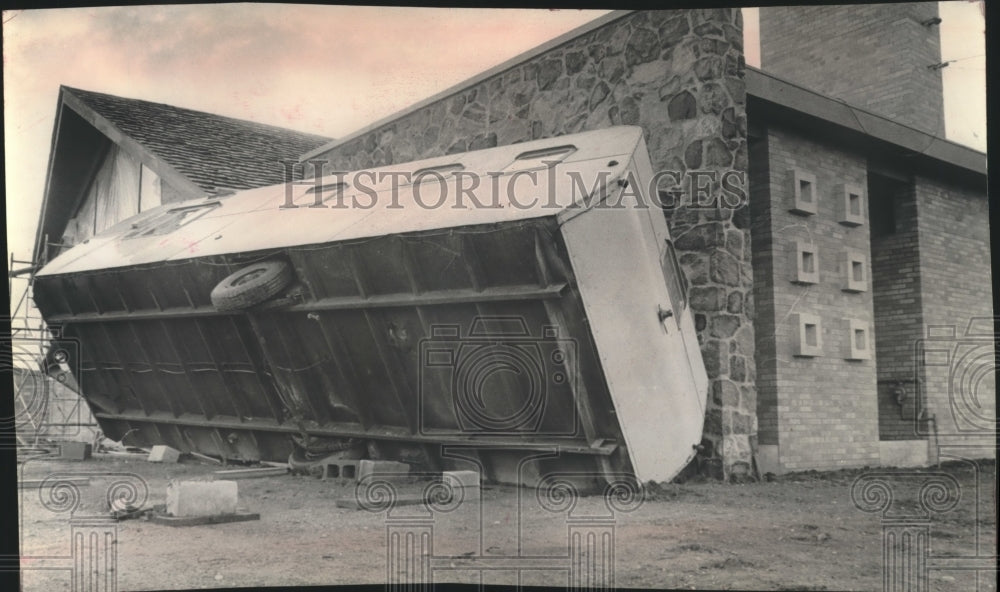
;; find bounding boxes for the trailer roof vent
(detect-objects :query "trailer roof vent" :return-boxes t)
[413,163,465,183]
[305,181,349,195]
[125,201,220,239]
[502,145,577,172]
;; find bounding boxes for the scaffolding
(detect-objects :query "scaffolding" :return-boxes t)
[8,251,98,448]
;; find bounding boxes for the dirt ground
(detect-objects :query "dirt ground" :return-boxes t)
[17,453,997,591]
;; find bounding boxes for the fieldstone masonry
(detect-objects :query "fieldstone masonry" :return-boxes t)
[307,9,753,478]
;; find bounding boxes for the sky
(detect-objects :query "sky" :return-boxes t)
[2,3,987,274]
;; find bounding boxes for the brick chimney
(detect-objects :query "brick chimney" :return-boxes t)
[759,2,946,136]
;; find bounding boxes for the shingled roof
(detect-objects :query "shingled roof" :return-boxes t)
[33,86,333,263]
[64,86,332,192]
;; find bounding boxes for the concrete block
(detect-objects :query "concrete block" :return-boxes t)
[166,480,238,517]
[357,460,411,482]
[321,460,358,480]
[442,470,480,489]
[60,441,92,461]
[148,445,181,463]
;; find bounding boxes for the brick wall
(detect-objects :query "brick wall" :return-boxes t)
[869,175,927,441]
[303,9,753,477]
[914,176,995,452]
[748,134,777,446]
[759,3,945,136]
[751,125,880,472]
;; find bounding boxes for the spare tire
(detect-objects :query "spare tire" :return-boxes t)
[210,260,293,311]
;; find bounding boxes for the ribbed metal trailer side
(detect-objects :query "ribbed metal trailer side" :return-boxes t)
[34,126,708,486]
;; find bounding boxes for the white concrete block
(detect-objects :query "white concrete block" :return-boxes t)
[357,460,410,481]
[148,445,181,463]
[60,441,92,460]
[442,470,480,489]
[166,480,238,517]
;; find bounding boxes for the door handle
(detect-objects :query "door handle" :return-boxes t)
[657,305,674,324]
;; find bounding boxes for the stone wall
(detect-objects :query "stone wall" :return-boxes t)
[305,9,753,478]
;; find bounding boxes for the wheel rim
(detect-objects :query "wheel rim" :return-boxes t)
[230,267,269,287]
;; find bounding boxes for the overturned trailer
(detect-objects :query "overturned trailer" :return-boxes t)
[33,126,708,486]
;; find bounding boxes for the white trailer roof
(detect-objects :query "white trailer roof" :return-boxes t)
[39,126,646,276]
